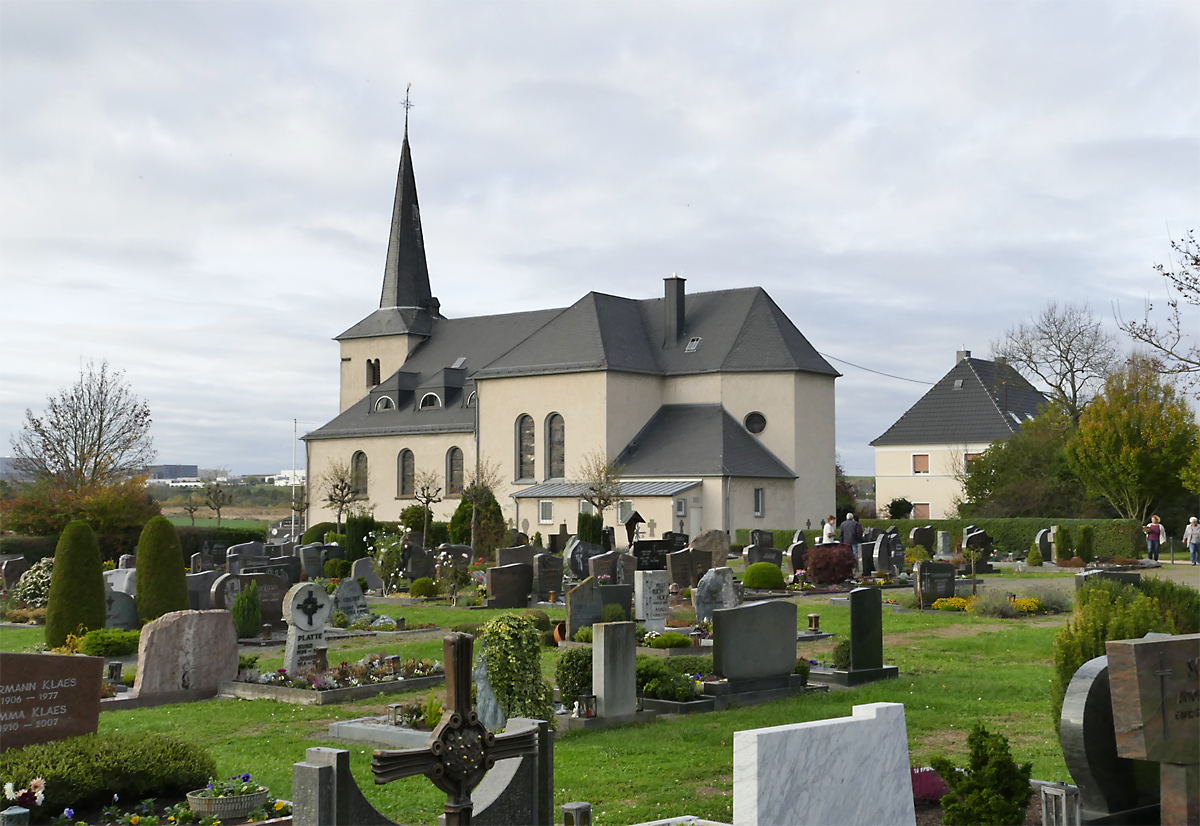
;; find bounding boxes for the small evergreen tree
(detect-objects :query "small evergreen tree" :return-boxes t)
[1053,524,1071,562]
[345,513,377,562]
[135,515,189,624]
[231,580,262,638]
[931,723,1032,826]
[45,521,106,648]
[1026,543,1044,567]
[1076,525,1095,563]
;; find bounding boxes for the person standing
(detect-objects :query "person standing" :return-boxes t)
[1144,515,1163,561]
[1184,516,1200,566]
[822,515,837,544]
[839,513,863,560]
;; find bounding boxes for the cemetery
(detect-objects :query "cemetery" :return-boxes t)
[1,512,1197,826]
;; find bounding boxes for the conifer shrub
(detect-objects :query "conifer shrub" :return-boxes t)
[409,576,442,598]
[481,613,554,726]
[301,521,336,545]
[1026,543,1043,567]
[555,646,593,703]
[649,631,693,649]
[44,521,106,648]
[1076,525,1095,564]
[805,544,856,584]
[573,626,593,643]
[600,603,626,623]
[134,516,189,624]
[1053,525,1071,562]
[743,562,785,590]
[345,513,377,562]
[323,559,351,579]
[831,638,851,670]
[79,628,141,657]
[792,658,810,684]
[1137,577,1199,634]
[231,580,262,638]
[931,723,1032,825]
[576,512,604,545]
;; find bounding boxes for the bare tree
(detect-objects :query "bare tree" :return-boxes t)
[290,483,308,536]
[576,448,624,516]
[182,492,203,526]
[413,468,443,545]
[1118,230,1200,398]
[11,360,156,492]
[204,481,234,526]
[991,301,1119,423]
[320,460,357,530]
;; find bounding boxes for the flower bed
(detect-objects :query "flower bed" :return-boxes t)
[221,674,444,706]
[224,653,445,705]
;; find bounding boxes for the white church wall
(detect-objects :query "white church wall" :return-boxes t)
[337,334,420,413]
[792,371,837,528]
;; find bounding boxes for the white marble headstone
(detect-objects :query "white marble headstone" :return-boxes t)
[935,531,951,558]
[732,702,916,826]
[635,570,670,633]
[103,568,136,597]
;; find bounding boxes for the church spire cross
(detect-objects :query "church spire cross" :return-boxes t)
[371,633,540,825]
[379,84,433,313]
[402,83,413,134]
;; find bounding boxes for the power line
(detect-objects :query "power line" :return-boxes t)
[818,352,934,385]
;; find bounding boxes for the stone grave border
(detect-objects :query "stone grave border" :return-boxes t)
[219,674,444,706]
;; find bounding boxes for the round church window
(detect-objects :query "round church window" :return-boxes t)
[744,412,767,434]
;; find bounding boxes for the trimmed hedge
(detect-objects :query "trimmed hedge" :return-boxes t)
[0,536,58,564]
[45,521,106,648]
[0,732,216,813]
[175,525,267,559]
[135,516,189,624]
[80,628,140,657]
[301,521,336,545]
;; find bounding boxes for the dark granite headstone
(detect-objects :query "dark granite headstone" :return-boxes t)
[298,543,324,580]
[548,523,571,555]
[691,549,713,581]
[486,563,534,610]
[663,531,689,551]
[0,555,29,589]
[0,653,103,752]
[915,561,957,608]
[666,549,694,589]
[745,545,783,568]
[244,556,302,588]
[406,546,436,581]
[598,583,634,622]
[210,572,287,627]
[749,529,774,548]
[202,540,229,563]
[497,545,537,568]
[320,545,346,567]
[1075,570,1142,591]
[787,542,807,574]
[909,525,935,552]
[713,600,797,690]
[589,551,620,582]
[1035,528,1052,559]
[631,539,668,571]
[848,587,883,671]
[186,570,217,609]
[190,552,214,574]
[566,577,604,639]
[532,553,564,600]
[566,537,605,580]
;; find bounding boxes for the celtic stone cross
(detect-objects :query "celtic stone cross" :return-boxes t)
[371,633,539,825]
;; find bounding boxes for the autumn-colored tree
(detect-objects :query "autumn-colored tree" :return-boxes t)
[1065,357,1199,521]
[1,476,160,537]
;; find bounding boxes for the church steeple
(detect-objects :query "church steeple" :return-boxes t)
[379,98,434,311]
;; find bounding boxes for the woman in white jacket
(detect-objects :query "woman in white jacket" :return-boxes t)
[1184,516,1200,566]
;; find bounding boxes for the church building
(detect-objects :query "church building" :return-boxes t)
[303,127,839,541]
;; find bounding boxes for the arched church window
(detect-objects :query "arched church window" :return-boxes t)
[516,414,535,480]
[351,451,368,497]
[447,447,464,496]
[398,449,414,497]
[546,413,565,479]
[375,396,395,411]
[420,393,442,409]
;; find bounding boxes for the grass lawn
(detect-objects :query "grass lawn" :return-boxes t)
[165,517,268,529]
[68,599,1070,826]
[0,625,45,652]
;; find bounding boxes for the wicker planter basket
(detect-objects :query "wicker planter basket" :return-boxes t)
[186,788,270,819]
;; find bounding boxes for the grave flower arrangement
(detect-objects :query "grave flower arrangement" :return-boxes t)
[187,773,272,821]
[241,653,443,690]
[4,777,46,809]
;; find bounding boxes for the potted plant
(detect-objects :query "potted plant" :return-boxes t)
[187,773,271,819]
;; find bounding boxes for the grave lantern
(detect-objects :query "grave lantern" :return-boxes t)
[106,662,123,683]
[386,655,402,675]
[807,613,820,633]
[1039,783,1081,826]
[387,703,404,726]
[578,693,597,718]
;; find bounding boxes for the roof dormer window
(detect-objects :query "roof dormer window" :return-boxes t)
[685,337,702,353]
[420,392,442,409]
[375,396,395,411]
[953,379,964,389]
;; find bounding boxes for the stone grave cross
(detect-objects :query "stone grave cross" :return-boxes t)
[371,633,540,825]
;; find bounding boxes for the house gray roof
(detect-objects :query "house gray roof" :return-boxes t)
[511,479,701,499]
[615,404,796,479]
[870,357,1048,447]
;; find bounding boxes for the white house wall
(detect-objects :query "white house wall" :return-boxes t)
[873,442,991,520]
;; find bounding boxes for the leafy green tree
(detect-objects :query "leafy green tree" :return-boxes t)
[448,487,506,555]
[45,521,106,648]
[135,516,189,624]
[1066,357,1199,521]
[885,498,914,519]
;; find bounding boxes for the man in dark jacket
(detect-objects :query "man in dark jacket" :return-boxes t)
[838,513,863,560]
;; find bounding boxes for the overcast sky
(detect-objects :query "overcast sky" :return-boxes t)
[2,1,1196,480]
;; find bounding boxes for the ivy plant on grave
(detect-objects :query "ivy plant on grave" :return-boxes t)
[478,613,554,727]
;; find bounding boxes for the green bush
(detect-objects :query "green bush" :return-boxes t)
[323,559,351,579]
[1137,577,1199,634]
[831,638,851,670]
[0,731,216,814]
[452,622,484,636]
[521,609,552,633]
[931,723,1033,825]
[532,532,543,548]
[576,512,604,545]
[600,603,626,623]
[0,535,58,565]
[1026,585,1072,614]
[238,653,259,671]
[301,521,336,545]
[635,654,712,692]
[644,673,696,702]
[10,557,53,608]
[398,504,433,536]
[325,532,346,546]
[79,628,140,657]
[1053,525,1071,562]
[969,592,1019,619]
[45,521,106,648]
[887,498,915,519]
[135,516,189,624]
[743,562,785,590]
[231,580,263,638]
[481,613,554,726]
[555,647,593,703]
[1076,525,1095,563]
[649,631,693,649]
[345,513,377,562]
[1026,544,1043,567]
[793,659,810,684]
[573,626,593,643]
[409,577,442,598]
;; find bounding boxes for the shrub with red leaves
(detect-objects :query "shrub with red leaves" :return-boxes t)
[805,544,856,584]
[911,767,950,804]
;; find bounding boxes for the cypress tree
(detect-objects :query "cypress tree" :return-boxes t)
[135,515,190,624]
[231,580,262,638]
[45,521,106,648]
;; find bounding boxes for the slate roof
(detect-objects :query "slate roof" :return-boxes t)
[870,358,1048,447]
[511,479,701,499]
[614,404,796,479]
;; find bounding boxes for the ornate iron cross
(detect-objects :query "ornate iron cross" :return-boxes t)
[371,633,540,825]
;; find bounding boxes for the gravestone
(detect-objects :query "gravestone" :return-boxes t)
[226,553,247,576]
[0,653,103,753]
[588,551,620,583]
[745,545,783,569]
[598,584,634,623]
[228,541,267,558]
[630,539,668,572]
[1061,655,1161,823]
[748,529,774,548]
[0,555,29,590]
[915,561,957,608]
[694,567,740,623]
[859,536,875,576]
[713,600,797,690]
[185,570,217,610]
[350,558,384,592]
[1075,569,1142,591]
[548,522,570,555]
[321,545,346,567]
[118,553,136,569]
[210,572,287,627]
[690,529,730,559]
[435,544,474,572]
[202,540,230,563]
[486,563,534,610]
[634,570,670,633]
[1035,528,1052,559]
[332,578,370,621]
[666,548,712,590]
[909,525,935,553]
[962,528,995,573]
[133,609,238,699]
[1107,633,1200,825]
[732,703,916,826]
[787,536,807,574]
[876,531,904,577]
[565,537,605,580]
[935,531,952,558]
[284,583,333,675]
[190,552,213,573]
[532,553,564,601]
[497,545,537,568]
[103,568,136,597]
[103,585,138,630]
[472,643,506,731]
[406,546,436,582]
[245,556,304,589]
[565,577,604,640]
[593,622,636,718]
[849,587,883,671]
[298,543,325,580]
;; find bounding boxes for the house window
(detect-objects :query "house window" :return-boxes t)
[374,396,395,411]
[446,447,463,496]
[753,488,765,517]
[397,449,414,497]
[617,500,634,524]
[546,413,565,479]
[420,392,442,409]
[351,451,368,497]
[579,499,594,515]
[913,503,931,520]
[516,414,535,480]
[675,498,688,517]
[912,454,930,474]
[538,500,554,524]
[366,359,381,387]
[964,452,982,466]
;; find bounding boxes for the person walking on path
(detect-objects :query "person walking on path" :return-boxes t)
[839,513,864,560]
[1144,515,1164,561]
[1184,516,1200,566]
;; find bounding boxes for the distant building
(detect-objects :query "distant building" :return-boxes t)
[147,464,200,481]
[871,350,1046,519]
[271,469,306,487]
